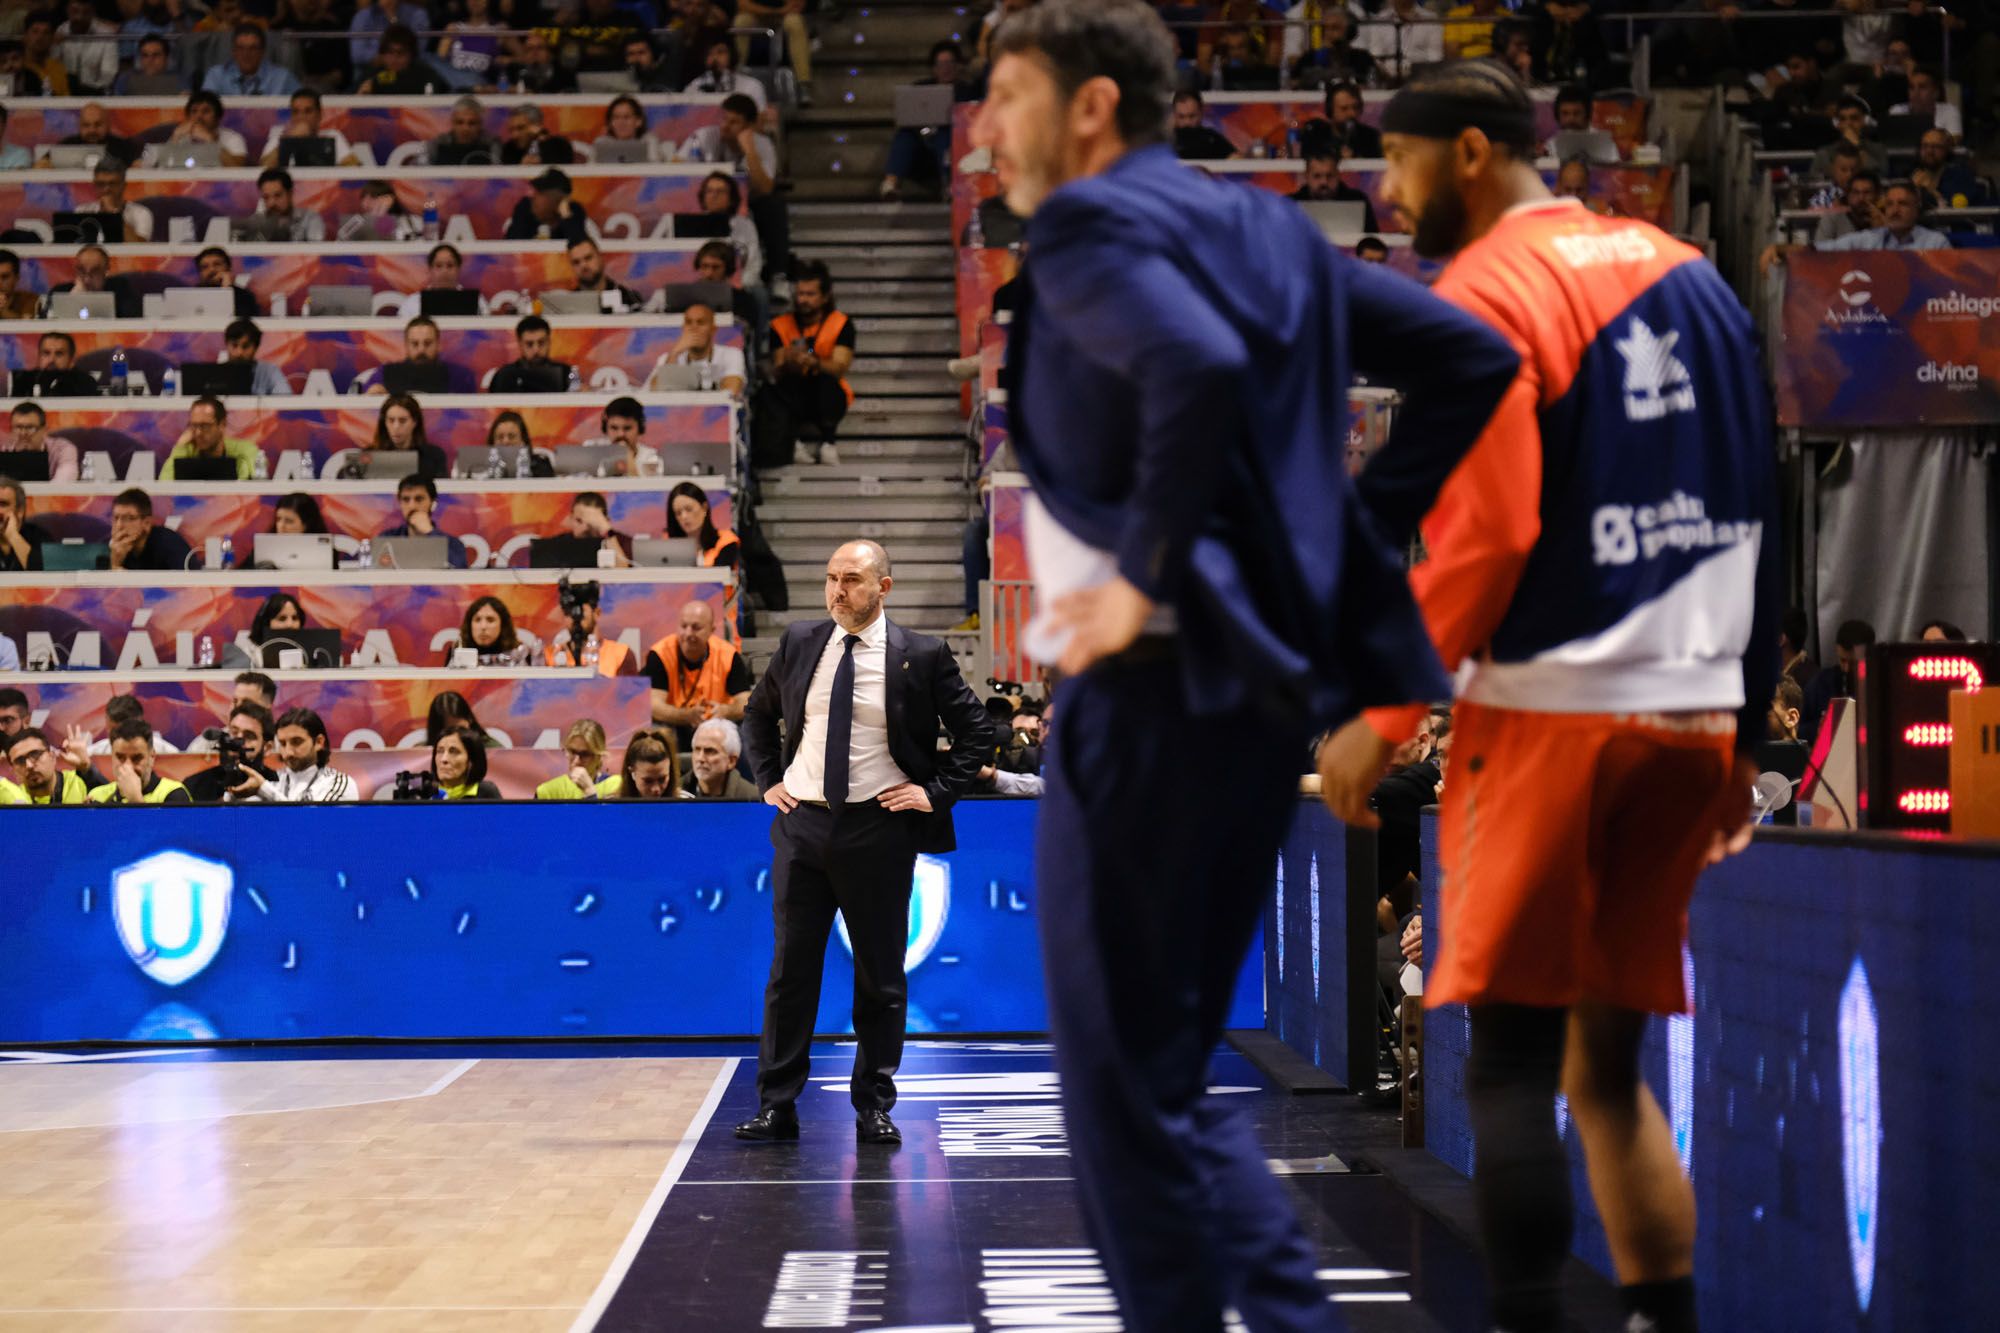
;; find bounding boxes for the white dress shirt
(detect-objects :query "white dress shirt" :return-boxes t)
[782,611,911,804]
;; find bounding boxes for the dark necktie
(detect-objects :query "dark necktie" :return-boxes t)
[822,633,860,806]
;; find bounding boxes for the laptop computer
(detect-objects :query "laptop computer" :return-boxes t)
[232,212,296,243]
[593,136,652,164]
[658,280,733,314]
[453,445,533,479]
[42,540,109,571]
[894,83,957,128]
[9,369,98,397]
[373,536,454,569]
[45,291,119,320]
[180,361,257,397]
[548,444,627,477]
[171,455,240,481]
[382,360,452,395]
[1300,199,1369,239]
[122,72,186,95]
[52,211,124,246]
[308,285,374,317]
[1550,129,1620,165]
[577,69,638,93]
[500,361,571,393]
[647,363,705,391]
[430,140,497,167]
[630,536,698,567]
[40,144,107,169]
[158,288,239,319]
[419,288,481,317]
[153,141,223,169]
[0,453,53,483]
[670,212,732,239]
[254,533,337,570]
[277,136,337,168]
[258,628,342,668]
[359,450,422,480]
[539,288,608,315]
[528,534,607,568]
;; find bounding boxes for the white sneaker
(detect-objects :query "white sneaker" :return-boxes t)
[820,444,841,466]
[793,444,817,466]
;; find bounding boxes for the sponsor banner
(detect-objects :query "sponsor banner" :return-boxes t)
[956,244,1016,358]
[0,94,723,167]
[16,244,715,315]
[17,674,649,756]
[0,572,725,671]
[0,321,743,396]
[0,165,728,245]
[18,395,734,474]
[26,483,732,570]
[1777,250,2000,427]
[1206,89,1649,157]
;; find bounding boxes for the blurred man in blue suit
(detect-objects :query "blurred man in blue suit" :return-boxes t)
[973,2,1520,1328]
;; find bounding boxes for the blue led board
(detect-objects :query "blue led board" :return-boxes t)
[0,802,1264,1043]
[1422,822,1999,1330]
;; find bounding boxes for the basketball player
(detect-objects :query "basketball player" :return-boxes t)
[1318,61,1779,1333]
[973,3,1522,1328]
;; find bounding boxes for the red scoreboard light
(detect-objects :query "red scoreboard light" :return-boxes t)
[1861,644,2000,832]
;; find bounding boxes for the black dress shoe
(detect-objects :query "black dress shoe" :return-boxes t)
[734,1105,800,1141]
[856,1109,901,1145]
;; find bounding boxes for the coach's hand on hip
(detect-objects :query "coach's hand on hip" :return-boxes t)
[876,782,932,813]
[764,781,799,813]
[1048,576,1154,675]
[1317,717,1395,828]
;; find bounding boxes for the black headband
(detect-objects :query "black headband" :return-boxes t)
[1380,88,1537,148]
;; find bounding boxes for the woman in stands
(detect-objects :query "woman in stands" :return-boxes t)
[430,729,501,799]
[690,171,764,294]
[597,727,690,799]
[271,493,328,535]
[595,95,671,163]
[424,690,490,746]
[344,393,448,478]
[338,180,426,242]
[436,0,506,92]
[451,594,536,667]
[535,718,608,799]
[484,409,553,474]
[221,590,311,669]
[665,481,740,569]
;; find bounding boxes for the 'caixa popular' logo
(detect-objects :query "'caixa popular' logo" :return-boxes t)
[112,851,233,987]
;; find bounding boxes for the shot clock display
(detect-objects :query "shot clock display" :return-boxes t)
[1859,643,2000,831]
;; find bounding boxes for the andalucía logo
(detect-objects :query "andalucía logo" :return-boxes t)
[112,850,234,987]
[1824,270,1889,329]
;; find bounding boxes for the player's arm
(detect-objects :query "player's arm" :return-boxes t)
[1347,259,1521,545]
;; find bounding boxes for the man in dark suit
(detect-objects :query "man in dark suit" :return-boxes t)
[736,539,994,1146]
[974,2,1518,1328]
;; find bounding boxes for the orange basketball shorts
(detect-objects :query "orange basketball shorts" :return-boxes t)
[1428,700,1738,1015]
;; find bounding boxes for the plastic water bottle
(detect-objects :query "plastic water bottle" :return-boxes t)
[485,447,503,479]
[583,634,600,667]
[1285,121,1302,160]
[566,365,582,392]
[1248,139,1268,160]
[80,453,98,483]
[356,537,372,569]
[496,68,511,94]
[160,365,180,398]
[422,195,440,242]
[966,203,985,250]
[252,449,269,480]
[198,635,215,667]
[218,536,233,569]
[108,349,128,397]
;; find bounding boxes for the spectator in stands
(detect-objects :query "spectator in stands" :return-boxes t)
[1171,91,1236,161]
[16,12,70,96]
[600,726,687,798]
[685,718,756,798]
[767,262,855,466]
[41,101,140,168]
[508,30,578,94]
[88,719,191,804]
[1554,156,1614,214]
[379,473,468,568]
[104,489,194,571]
[0,688,28,742]
[489,314,575,393]
[338,180,426,243]
[1370,715,1442,921]
[0,251,34,321]
[1553,83,1590,133]
[425,691,488,746]
[501,104,576,167]
[243,706,358,801]
[594,94,672,166]
[358,23,440,95]
[43,243,140,318]
[2,726,93,805]
[728,0,808,96]
[1301,81,1382,162]
[452,594,536,666]
[271,495,328,535]
[1291,149,1379,229]
[1195,1,1276,73]
[1282,6,1374,89]
[1811,96,1889,178]
[691,173,766,294]
[645,597,750,739]
[684,92,777,197]
[56,0,119,95]
[0,476,52,572]
[563,0,646,73]
[434,0,502,91]
[536,719,611,799]
[195,247,263,318]
[84,695,180,755]
[544,569,637,672]
[250,168,327,242]
[582,396,660,477]
[1913,128,1990,208]
[487,410,534,456]
[1442,0,1503,59]
[355,394,449,478]
[163,397,262,480]
[205,22,299,96]
[1779,606,1816,690]
[878,41,972,199]
[431,729,500,799]
[666,480,741,569]
[1354,236,1390,263]
[504,169,593,244]
[222,319,293,396]
[564,491,635,567]
[184,700,277,803]
[649,303,747,394]
[1920,618,1968,642]
[1806,142,1863,211]
[684,242,763,336]
[110,34,186,96]
[0,105,26,172]
[260,89,358,168]
[1813,181,1949,251]
[397,244,492,319]
[1528,0,1606,86]
[685,36,766,110]
[151,91,249,168]
[1802,618,1874,741]
[33,331,98,393]
[1891,67,1962,142]
[426,97,499,167]
[363,315,479,395]
[1815,169,1881,242]
[565,236,647,313]
[249,594,309,656]
[1355,0,1443,85]
[6,403,79,483]
[623,34,681,93]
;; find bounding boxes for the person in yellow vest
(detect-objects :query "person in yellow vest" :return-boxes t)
[430,730,501,800]
[667,480,742,641]
[87,719,191,804]
[535,719,609,799]
[645,599,753,748]
[543,576,637,676]
[4,723,100,805]
[766,260,857,466]
[594,727,691,799]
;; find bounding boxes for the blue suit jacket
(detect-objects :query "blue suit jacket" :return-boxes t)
[1003,144,1519,726]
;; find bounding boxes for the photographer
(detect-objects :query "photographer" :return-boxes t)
[238,707,358,802]
[183,701,277,803]
[545,576,635,676]
[970,690,1047,796]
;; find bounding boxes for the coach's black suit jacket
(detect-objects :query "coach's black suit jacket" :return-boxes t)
[743,616,995,852]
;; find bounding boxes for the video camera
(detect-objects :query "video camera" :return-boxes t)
[200,727,250,786]
[558,576,601,621]
[391,770,441,801]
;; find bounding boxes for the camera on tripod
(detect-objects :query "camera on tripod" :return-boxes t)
[558,576,601,621]
[392,770,440,801]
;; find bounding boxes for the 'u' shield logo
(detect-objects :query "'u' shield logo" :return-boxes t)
[839,854,950,974]
[112,851,234,987]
